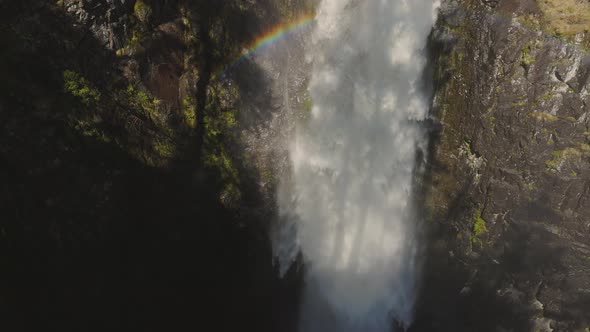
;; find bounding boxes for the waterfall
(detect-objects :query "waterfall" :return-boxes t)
[275,1,440,330]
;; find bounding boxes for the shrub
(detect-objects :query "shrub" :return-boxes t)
[473,209,488,237]
[63,70,100,105]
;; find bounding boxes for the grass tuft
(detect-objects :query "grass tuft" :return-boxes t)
[538,0,590,46]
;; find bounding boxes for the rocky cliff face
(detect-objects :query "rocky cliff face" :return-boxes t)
[418,0,590,330]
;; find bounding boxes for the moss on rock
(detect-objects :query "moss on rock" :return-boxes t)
[133,0,152,24]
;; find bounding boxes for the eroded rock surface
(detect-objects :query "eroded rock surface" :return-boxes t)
[418,0,590,330]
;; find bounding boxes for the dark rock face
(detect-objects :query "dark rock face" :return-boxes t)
[416,0,590,330]
[0,1,309,331]
[61,0,135,50]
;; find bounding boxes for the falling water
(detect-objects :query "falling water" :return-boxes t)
[275,1,440,331]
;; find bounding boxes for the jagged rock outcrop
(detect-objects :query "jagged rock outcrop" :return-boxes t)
[60,0,134,50]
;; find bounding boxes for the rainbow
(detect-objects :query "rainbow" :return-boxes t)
[213,12,316,79]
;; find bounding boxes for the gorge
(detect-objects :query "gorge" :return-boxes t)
[1,0,589,331]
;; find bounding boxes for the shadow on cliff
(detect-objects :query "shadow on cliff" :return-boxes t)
[409,21,590,332]
[0,1,303,332]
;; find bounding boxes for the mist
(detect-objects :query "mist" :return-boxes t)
[275,0,440,331]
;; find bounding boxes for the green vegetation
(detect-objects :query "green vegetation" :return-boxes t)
[520,41,535,67]
[58,0,314,204]
[512,100,528,107]
[463,138,473,156]
[545,148,582,171]
[182,96,197,128]
[473,209,488,237]
[297,95,313,124]
[540,91,556,102]
[126,84,161,120]
[153,139,175,158]
[471,208,488,247]
[526,182,538,192]
[530,111,558,122]
[129,30,143,49]
[63,70,100,105]
[457,52,465,62]
[204,147,241,207]
[116,30,143,56]
[260,168,274,183]
[219,182,241,208]
[62,70,115,143]
[449,50,465,70]
[203,83,242,208]
[72,119,111,143]
[517,14,542,30]
[179,5,191,28]
[134,0,152,23]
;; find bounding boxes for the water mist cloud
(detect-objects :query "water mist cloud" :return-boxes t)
[275,1,440,331]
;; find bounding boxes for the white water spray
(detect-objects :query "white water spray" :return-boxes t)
[275,1,440,330]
